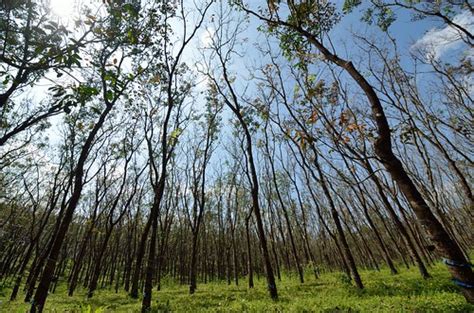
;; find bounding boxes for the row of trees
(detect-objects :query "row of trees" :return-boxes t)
[1,0,473,312]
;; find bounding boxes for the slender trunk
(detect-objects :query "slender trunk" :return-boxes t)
[141,179,165,312]
[245,216,254,288]
[10,243,34,301]
[311,152,363,289]
[220,55,278,299]
[130,216,152,298]
[189,232,199,294]
[363,206,398,274]
[31,104,114,312]
[87,230,113,298]
[365,162,430,279]
[141,212,158,312]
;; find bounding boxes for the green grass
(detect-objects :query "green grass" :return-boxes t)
[1,261,473,312]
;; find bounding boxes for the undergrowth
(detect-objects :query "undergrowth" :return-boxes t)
[1,261,473,312]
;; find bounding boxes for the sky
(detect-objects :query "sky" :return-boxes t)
[3,0,473,169]
[1,0,472,221]
[39,0,474,96]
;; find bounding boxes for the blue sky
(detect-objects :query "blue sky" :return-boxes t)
[4,0,472,174]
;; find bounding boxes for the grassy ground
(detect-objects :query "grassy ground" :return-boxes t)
[1,261,473,312]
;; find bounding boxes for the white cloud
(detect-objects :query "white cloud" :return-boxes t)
[200,27,215,48]
[411,11,474,60]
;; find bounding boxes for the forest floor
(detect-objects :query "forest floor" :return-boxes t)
[1,260,473,312]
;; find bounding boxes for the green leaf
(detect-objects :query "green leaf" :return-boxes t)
[343,0,361,14]
[106,90,114,101]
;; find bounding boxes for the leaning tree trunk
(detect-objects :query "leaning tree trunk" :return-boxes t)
[311,152,363,289]
[219,66,278,299]
[304,33,474,302]
[30,103,114,312]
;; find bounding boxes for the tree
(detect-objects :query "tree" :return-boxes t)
[235,0,474,303]
[203,4,278,298]
[29,1,160,310]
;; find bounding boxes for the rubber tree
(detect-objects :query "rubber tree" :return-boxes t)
[30,2,159,310]
[236,0,474,303]
[202,4,278,298]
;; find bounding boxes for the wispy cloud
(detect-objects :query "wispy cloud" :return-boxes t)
[411,11,473,60]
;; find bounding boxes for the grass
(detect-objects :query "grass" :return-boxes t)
[1,261,473,312]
